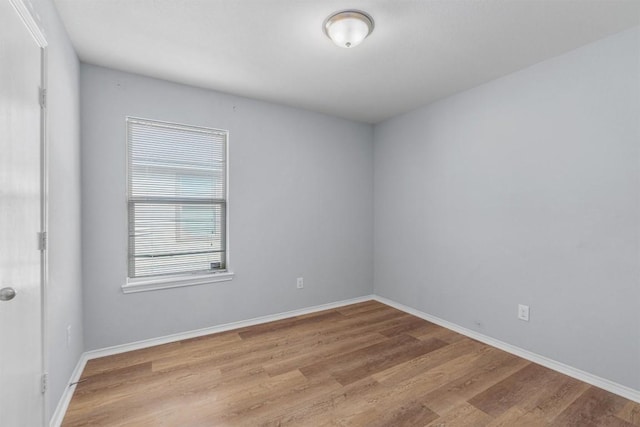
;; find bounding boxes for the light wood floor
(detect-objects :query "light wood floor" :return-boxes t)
[63,300,640,426]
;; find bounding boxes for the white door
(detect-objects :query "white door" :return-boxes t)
[0,0,45,425]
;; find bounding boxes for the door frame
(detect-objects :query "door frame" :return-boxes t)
[7,0,48,424]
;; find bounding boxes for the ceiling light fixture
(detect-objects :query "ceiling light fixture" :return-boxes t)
[323,10,374,48]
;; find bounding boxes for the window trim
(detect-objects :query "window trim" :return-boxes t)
[122,270,235,294]
[122,116,233,293]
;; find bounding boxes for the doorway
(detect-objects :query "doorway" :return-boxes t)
[0,0,48,425]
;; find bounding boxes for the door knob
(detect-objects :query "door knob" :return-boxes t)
[0,287,17,301]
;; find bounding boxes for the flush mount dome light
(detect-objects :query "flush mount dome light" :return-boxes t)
[323,10,374,48]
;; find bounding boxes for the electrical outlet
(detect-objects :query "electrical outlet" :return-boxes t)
[66,325,72,348]
[518,304,530,322]
[296,277,304,289]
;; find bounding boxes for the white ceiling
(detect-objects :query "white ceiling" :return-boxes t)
[54,0,640,123]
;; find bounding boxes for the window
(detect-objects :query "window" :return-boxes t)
[124,117,232,292]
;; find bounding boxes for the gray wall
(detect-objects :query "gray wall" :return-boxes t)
[29,0,84,421]
[80,64,374,350]
[374,27,640,390]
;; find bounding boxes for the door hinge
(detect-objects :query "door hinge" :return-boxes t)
[41,372,48,394]
[38,231,47,251]
[39,88,46,108]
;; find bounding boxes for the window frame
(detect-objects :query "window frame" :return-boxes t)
[122,116,233,294]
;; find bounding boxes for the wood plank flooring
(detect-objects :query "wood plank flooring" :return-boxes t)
[62,301,640,426]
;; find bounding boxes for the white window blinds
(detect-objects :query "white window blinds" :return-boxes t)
[127,117,228,279]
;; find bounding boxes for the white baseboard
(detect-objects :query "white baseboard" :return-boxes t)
[49,353,89,427]
[85,295,374,360]
[48,294,374,426]
[373,295,640,404]
[50,292,639,426]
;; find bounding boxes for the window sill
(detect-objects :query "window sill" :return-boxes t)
[122,271,235,294]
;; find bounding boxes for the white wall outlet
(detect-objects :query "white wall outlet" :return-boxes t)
[518,304,530,322]
[296,277,304,289]
[66,325,72,347]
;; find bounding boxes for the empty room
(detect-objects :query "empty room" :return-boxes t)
[1,0,639,425]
